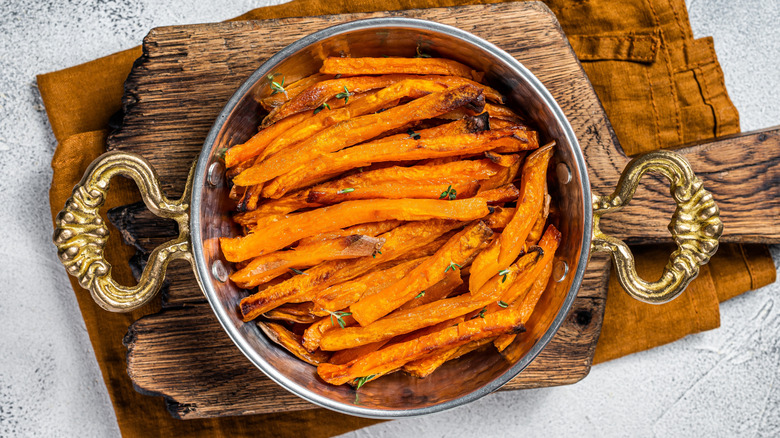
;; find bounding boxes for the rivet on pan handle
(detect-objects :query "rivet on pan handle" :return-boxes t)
[53,151,194,312]
[590,150,723,304]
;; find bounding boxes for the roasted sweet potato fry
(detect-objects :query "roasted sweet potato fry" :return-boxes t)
[297,220,404,247]
[238,219,464,321]
[469,142,555,292]
[224,111,310,169]
[475,184,520,205]
[221,198,489,263]
[263,302,319,324]
[309,180,481,204]
[494,257,554,352]
[329,340,390,365]
[235,84,484,187]
[232,194,319,228]
[483,207,516,230]
[262,129,534,198]
[404,336,496,378]
[349,221,493,327]
[317,308,525,385]
[304,267,461,352]
[257,73,330,110]
[320,57,480,81]
[305,158,503,203]
[262,75,410,125]
[321,250,536,351]
[394,269,463,312]
[256,79,448,165]
[484,152,521,168]
[258,322,331,366]
[485,225,560,315]
[312,258,424,316]
[230,235,385,288]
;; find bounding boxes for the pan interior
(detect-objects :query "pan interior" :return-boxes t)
[191,19,589,417]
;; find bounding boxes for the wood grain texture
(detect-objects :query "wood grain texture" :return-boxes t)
[110,2,625,418]
[596,127,780,244]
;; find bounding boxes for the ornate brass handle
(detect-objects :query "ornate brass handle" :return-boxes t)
[591,150,723,304]
[53,151,193,312]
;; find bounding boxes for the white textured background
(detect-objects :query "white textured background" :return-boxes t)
[0,1,777,436]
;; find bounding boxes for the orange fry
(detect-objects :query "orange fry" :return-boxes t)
[258,322,330,366]
[312,258,424,317]
[320,57,480,80]
[349,221,493,327]
[469,142,555,292]
[257,73,330,110]
[263,129,534,199]
[317,308,525,385]
[404,336,495,378]
[494,256,555,352]
[321,249,536,351]
[263,302,319,324]
[235,84,484,187]
[221,198,488,263]
[238,219,464,321]
[256,79,448,164]
[297,220,404,247]
[230,234,385,288]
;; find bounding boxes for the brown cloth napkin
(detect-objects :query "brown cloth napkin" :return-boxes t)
[40,0,776,436]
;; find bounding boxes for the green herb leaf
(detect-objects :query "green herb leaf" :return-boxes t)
[478,307,487,318]
[498,300,508,308]
[335,74,342,79]
[439,185,456,200]
[337,188,355,194]
[289,267,307,275]
[444,261,462,273]
[313,102,331,115]
[498,268,510,283]
[270,76,286,95]
[216,147,228,160]
[372,249,382,259]
[406,128,421,140]
[354,374,377,390]
[415,46,432,58]
[415,291,426,299]
[327,310,352,329]
[335,85,354,104]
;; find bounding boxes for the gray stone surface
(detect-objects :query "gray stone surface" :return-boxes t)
[0,0,777,436]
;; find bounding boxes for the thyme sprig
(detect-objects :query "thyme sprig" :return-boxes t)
[498,269,511,283]
[415,291,426,299]
[415,46,432,58]
[439,184,457,200]
[335,85,354,104]
[444,261,462,273]
[269,75,286,95]
[354,374,376,390]
[406,128,421,140]
[498,300,508,308]
[313,102,331,115]
[372,249,382,259]
[289,268,307,275]
[337,188,355,194]
[326,310,352,329]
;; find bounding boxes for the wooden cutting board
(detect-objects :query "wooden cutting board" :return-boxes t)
[105,2,780,419]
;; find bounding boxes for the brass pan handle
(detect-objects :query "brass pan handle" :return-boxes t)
[591,150,723,304]
[53,151,193,312]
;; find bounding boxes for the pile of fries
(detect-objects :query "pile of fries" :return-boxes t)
[219,54,560,389]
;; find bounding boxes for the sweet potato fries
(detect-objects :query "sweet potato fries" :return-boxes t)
[218,54,563,390]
